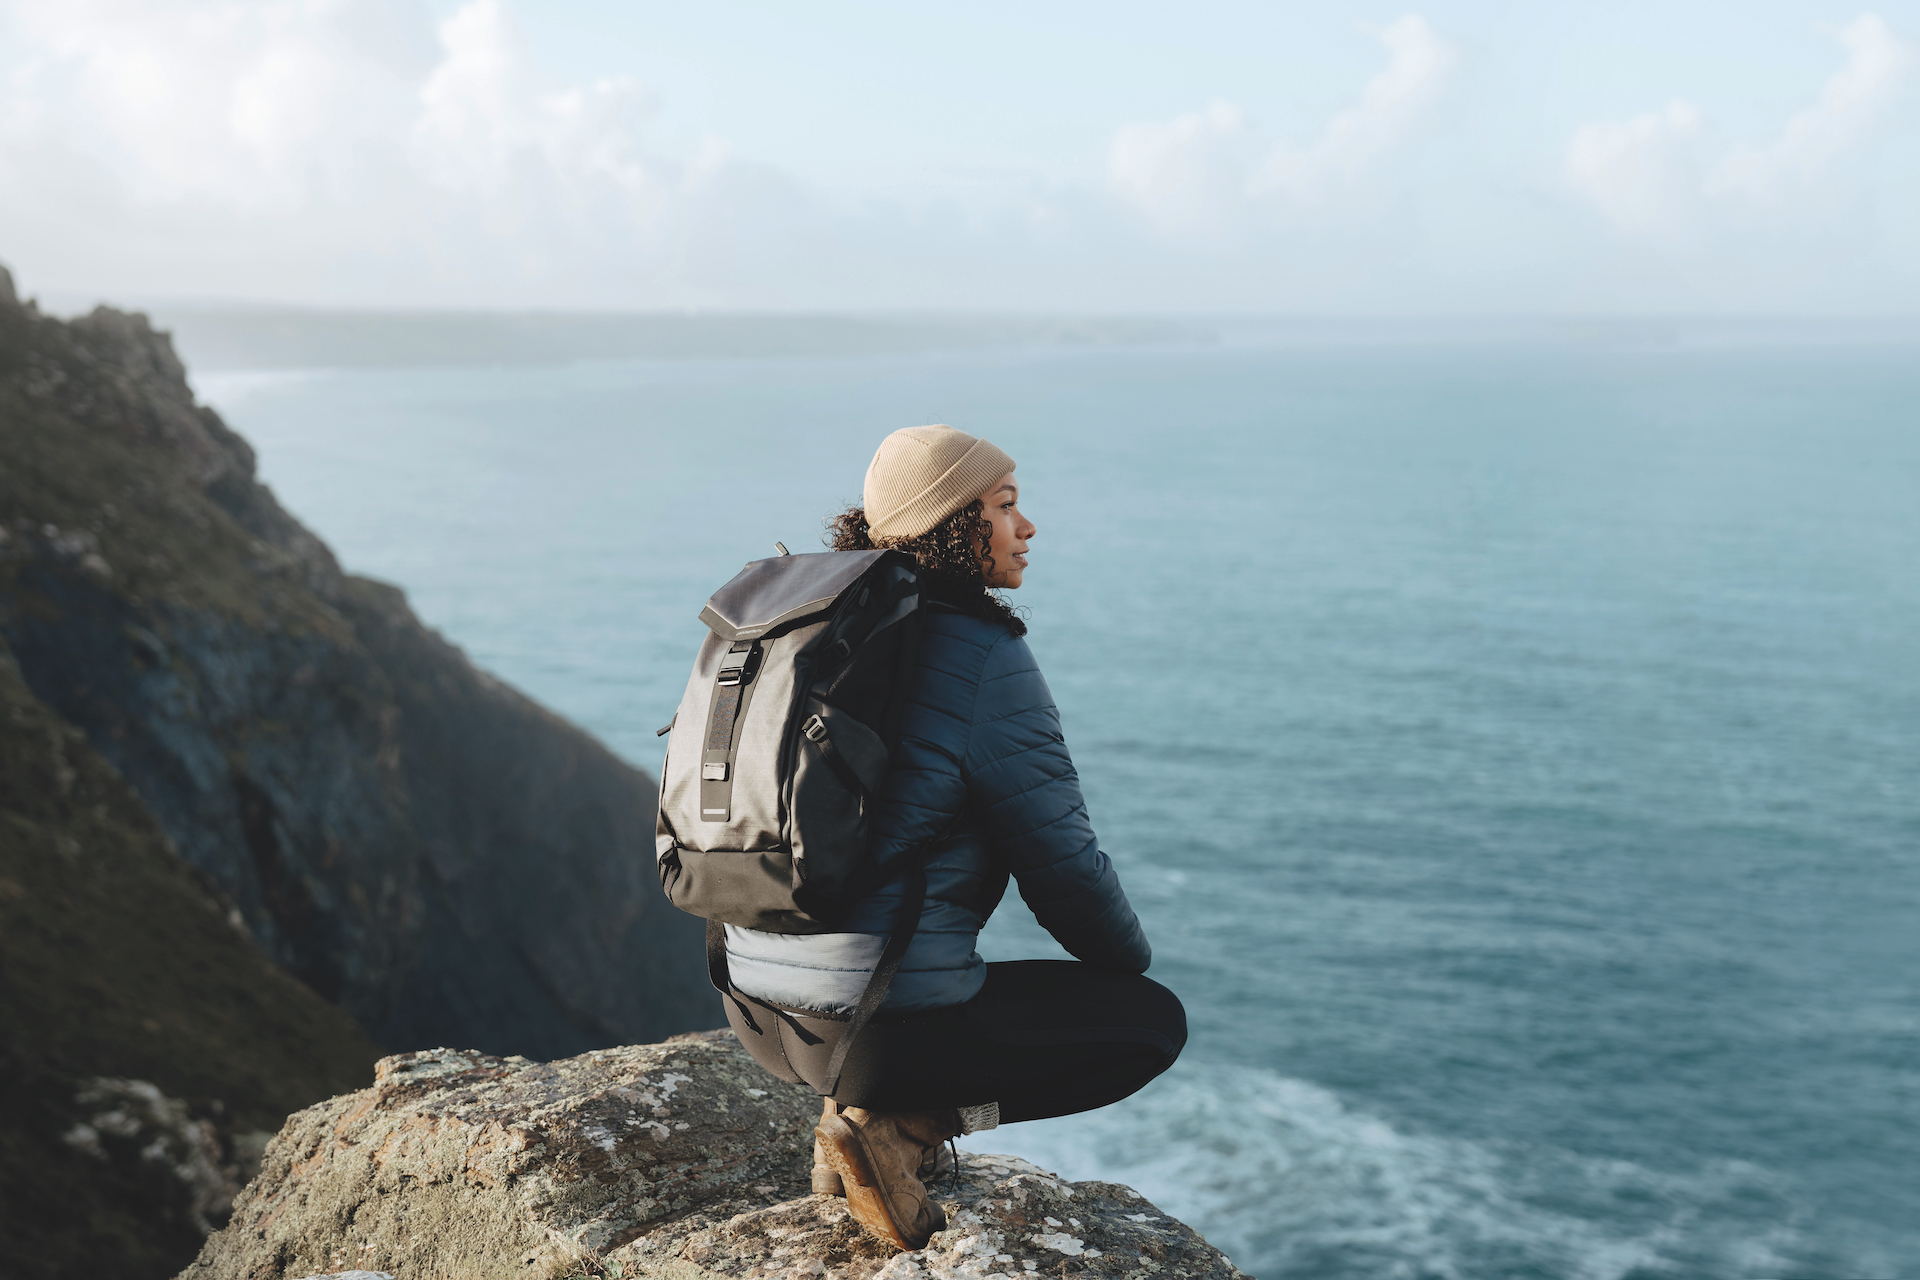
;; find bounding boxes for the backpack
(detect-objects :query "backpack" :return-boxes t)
[654,546,938,1092]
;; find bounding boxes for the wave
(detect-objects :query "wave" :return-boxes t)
[189,367,330,409]
[969,1061,1856,1280]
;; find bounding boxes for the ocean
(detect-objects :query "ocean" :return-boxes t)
[193,326,1920,1279]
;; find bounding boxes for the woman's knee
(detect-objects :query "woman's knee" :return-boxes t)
[1146,978,1188,1061]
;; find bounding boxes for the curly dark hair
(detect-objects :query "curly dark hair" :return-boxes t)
[825,500,1028,638]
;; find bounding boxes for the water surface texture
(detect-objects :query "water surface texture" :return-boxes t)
[200,336,1919,1279]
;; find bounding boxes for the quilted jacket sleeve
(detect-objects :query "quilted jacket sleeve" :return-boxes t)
[963,631,1152,972]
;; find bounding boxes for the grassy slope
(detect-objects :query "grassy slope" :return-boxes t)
[1,276,708,1063]
[0,284,382,1277]
[0,296,345,633]
[0,270,707,1275]
[0,642,381,1278]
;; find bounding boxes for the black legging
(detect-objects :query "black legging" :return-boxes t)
[724,960,1186,1123]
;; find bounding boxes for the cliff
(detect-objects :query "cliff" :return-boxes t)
[183,1031,1246,1280]
[0,261,714,1276]
[0,635,382,1275]
[0,263,709,1059]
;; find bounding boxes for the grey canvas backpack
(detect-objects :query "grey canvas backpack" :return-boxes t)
[654,547,939,1091]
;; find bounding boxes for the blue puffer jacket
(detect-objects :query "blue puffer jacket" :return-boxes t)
[724,605,1152,1014]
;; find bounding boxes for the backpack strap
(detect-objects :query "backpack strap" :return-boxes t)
[820,856,929,1096]
[800,713,873,799]
[706,918,761,1034]
[698,640,762,824]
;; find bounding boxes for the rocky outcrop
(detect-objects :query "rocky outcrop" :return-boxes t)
[0,262,710,1060]
[184,1031,1247,1280]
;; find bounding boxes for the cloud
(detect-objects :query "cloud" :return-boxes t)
[0,2,1913,312]
[412,0,680,199]
[0,0,764,303]
[1565,13,1915,237]
[1254,15,1457,200]
[415,0,533,185]
[1108,14,1456,235]
[1709,13,1914,200]
[4,0,432,210]
[1564,101,1706,239]
[406,0,724,249]
[1107,101,1252,235]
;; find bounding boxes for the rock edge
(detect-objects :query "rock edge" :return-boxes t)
[184,1031,1248,1280]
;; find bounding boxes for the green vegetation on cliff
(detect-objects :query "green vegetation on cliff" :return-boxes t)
[0,262,711,1278]
[0,266,383,1277]
[0,262,706,1057]
[0,638,381,1276]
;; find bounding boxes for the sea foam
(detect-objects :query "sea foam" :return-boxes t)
[979,1060,1824,1280]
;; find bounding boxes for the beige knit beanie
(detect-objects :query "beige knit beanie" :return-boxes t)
[863,425,1016,540]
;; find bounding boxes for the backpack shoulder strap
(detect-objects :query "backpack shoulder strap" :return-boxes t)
[820,857,929,1096]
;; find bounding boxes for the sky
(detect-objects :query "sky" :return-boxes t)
[1,0,1917,314]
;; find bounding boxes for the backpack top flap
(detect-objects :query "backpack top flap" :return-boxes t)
[699,549,889,641]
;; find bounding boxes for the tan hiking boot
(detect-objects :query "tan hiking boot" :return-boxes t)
[813,1104,960,1250]
[812,1097,954,1196]
[921,1137,957,1183]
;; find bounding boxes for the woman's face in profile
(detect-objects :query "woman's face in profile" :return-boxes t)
[978,471,1035,589]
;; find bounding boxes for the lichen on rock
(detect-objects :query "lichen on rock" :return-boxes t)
[184,1031,1246,1280]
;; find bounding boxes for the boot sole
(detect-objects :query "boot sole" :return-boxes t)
[814,1114,935,1251]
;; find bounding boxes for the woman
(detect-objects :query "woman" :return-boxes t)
[722,424,1185,1250]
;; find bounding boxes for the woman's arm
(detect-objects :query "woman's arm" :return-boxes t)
[962,633,1152,972]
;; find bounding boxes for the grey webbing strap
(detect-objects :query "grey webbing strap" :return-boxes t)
[802,715,871,800]
[707,918,760,1034]
[700,641,757,822]
[821,859,928,1096]
[738,992,826,1046]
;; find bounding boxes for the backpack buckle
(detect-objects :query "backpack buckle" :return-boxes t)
[802,714,828,743]
[716,641,758,687]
